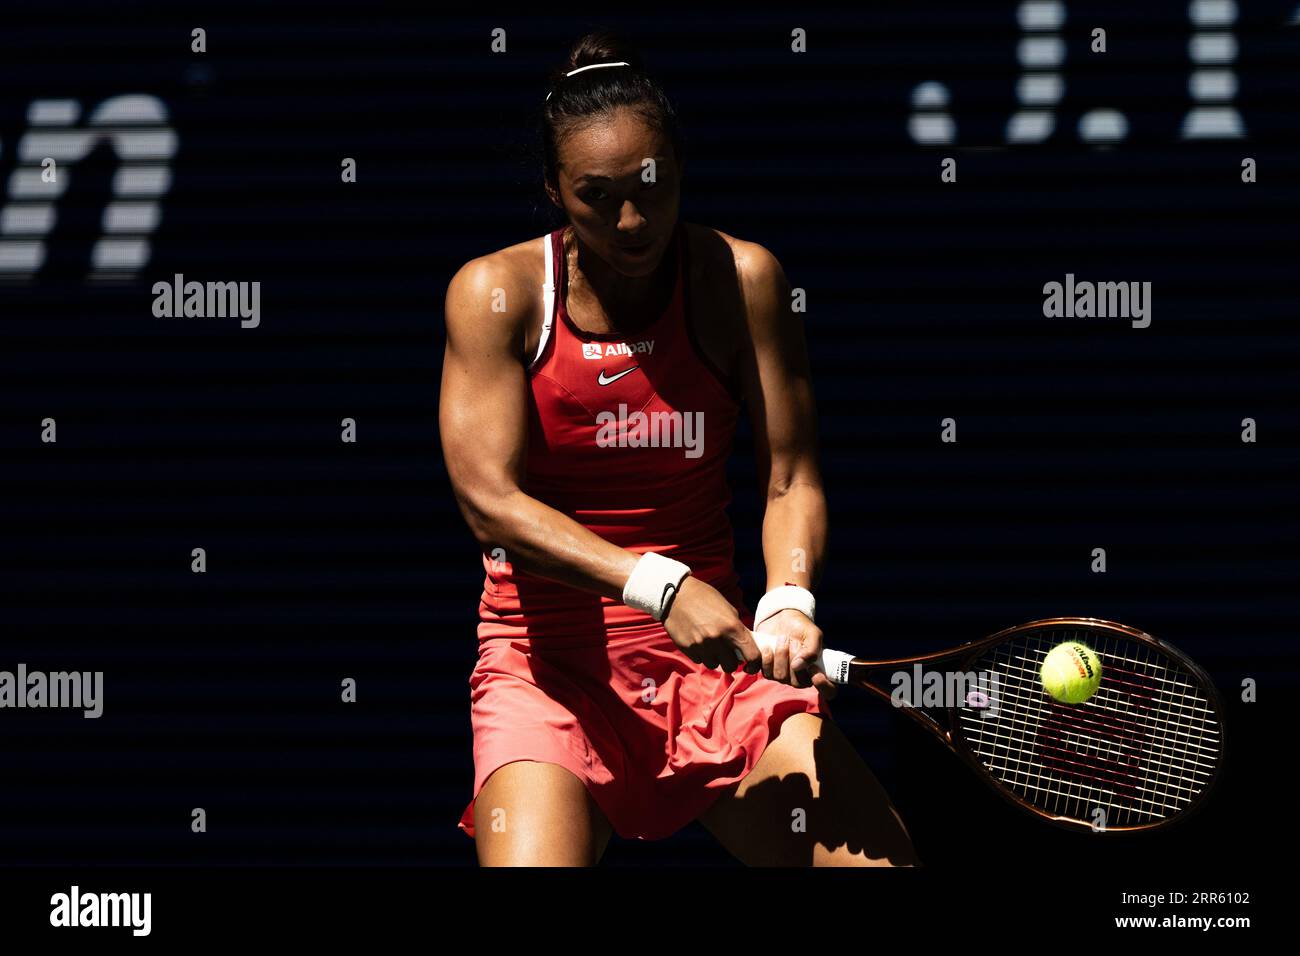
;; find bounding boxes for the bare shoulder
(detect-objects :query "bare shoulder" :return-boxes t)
[682,223,788,335]
[685,223,783,283]
[444,234,546,353]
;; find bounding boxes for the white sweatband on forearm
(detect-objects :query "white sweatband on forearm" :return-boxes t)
[753,584,816,629]
[622,552,692,621]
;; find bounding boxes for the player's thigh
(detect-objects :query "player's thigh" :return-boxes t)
[698,712,921,867]
[473,759,614,866]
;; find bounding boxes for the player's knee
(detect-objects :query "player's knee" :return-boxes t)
[474,811,601,866]
[476,836,593,867]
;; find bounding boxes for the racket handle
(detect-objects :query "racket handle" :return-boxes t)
[733,632,855,684]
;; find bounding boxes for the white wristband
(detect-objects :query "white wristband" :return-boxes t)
[753,584,816,629]
[623,552,691,621]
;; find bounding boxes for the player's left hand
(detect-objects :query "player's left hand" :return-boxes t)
[752,609,837,701]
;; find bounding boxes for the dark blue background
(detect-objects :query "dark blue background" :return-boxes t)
[0,1,1295,867]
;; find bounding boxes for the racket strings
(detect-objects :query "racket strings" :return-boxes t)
[959,714,1207,797]
[1097,629,1218,824]
[1142,632,1220,826]
[1025,629,1213,820]
[978,655,1221,769]
[962,634,1150,820]
[953,626,1221,828]
[1013,630,1213,819]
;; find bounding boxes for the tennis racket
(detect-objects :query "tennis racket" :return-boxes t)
[743,616,1225,833]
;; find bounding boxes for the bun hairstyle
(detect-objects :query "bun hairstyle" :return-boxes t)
[540,30,684,196]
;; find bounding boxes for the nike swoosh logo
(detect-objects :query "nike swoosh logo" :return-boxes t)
[597,365,640,386]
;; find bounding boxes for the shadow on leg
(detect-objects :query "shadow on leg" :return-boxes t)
[698,713,922,866]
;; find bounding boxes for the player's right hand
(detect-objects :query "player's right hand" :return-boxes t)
[662,576,762,673]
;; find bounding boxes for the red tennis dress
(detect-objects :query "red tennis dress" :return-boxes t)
[458,221,830,841]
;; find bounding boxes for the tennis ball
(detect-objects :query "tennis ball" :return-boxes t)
[1040,641,1102,704]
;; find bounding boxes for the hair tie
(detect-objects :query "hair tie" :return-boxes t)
[545,61,631,101]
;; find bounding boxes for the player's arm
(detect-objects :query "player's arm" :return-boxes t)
[736,241,828,594]
[735,241,834,695]
[439,253,639,598]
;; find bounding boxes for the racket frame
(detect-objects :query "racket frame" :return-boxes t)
[829,616,1227,833]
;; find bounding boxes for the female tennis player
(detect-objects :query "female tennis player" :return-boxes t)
[440,31,920,866]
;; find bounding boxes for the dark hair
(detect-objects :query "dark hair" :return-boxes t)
[540,30,685,199]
